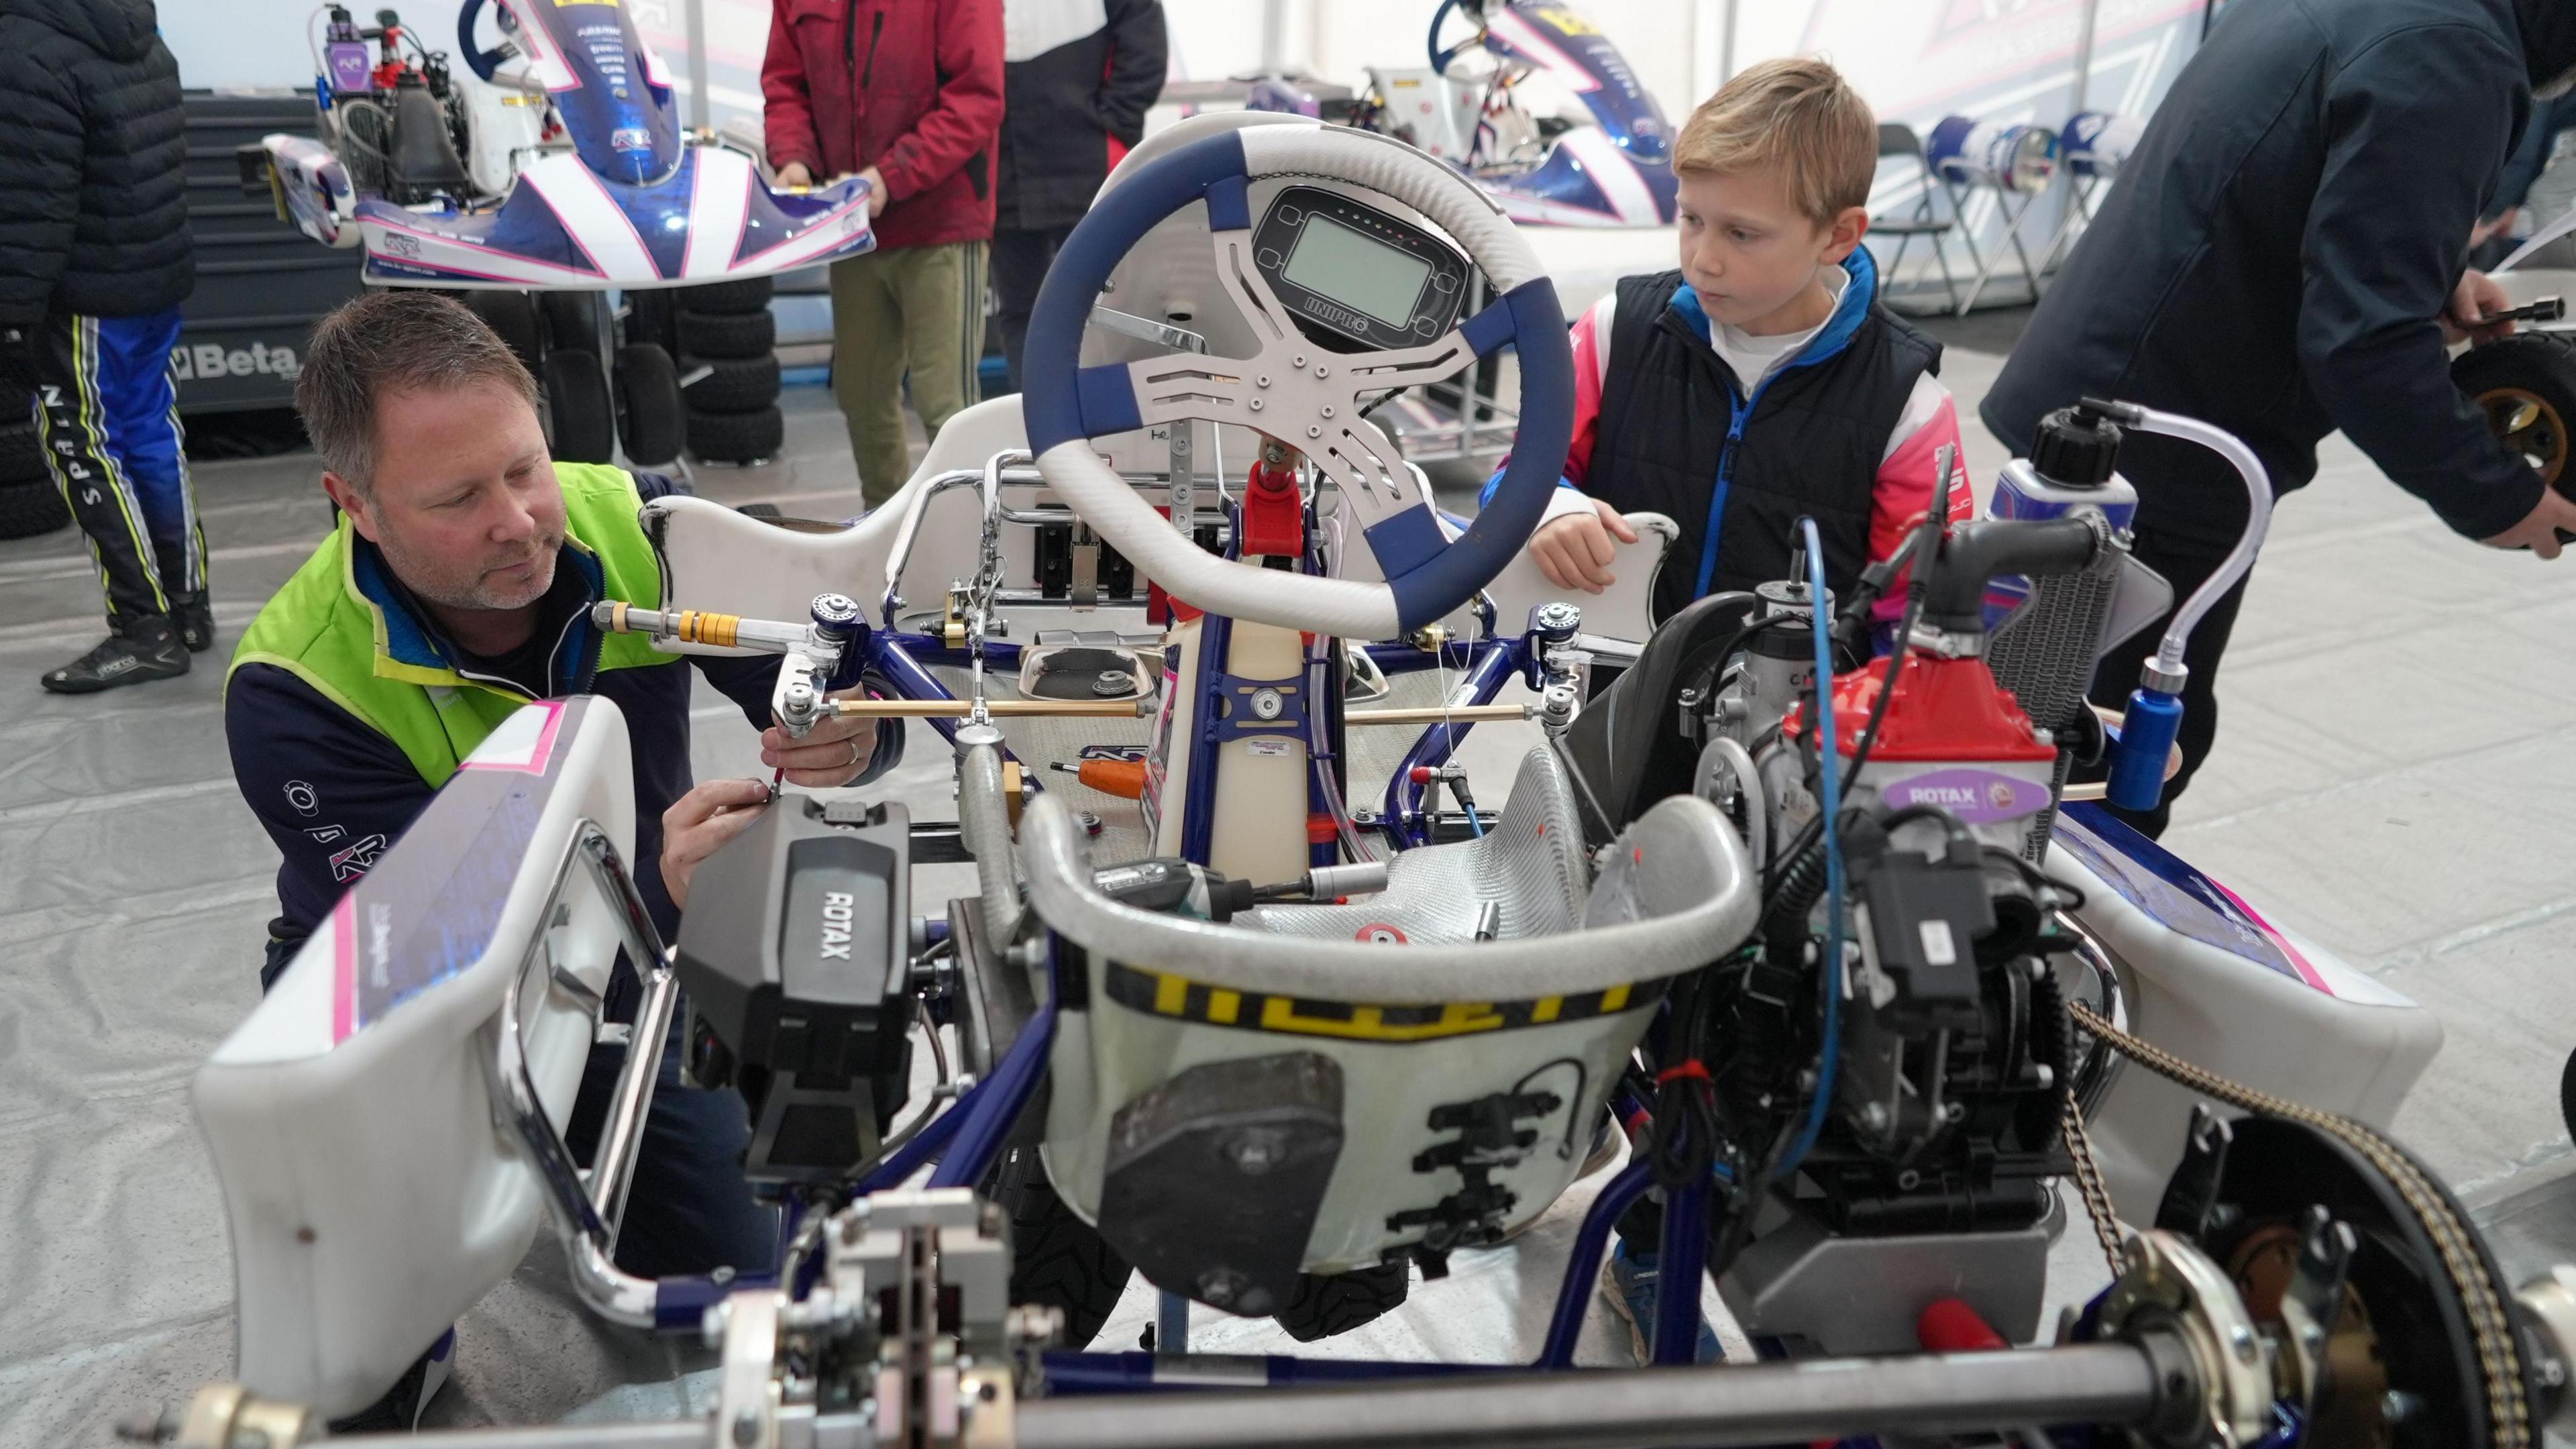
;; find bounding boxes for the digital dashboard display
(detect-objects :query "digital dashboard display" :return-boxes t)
[1281,214,1435,329]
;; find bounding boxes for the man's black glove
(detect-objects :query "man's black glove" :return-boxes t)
[0,327,40,395]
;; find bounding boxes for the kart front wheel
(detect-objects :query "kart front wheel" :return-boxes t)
[543,347,618,465]
[613,343,685,468]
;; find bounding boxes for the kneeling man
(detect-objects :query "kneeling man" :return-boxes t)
[225,292,901,1305]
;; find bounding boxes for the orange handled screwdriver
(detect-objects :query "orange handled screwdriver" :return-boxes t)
[1049,758,1146,799]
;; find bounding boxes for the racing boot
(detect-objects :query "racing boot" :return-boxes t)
[171,590,217,653]
[40,614,190,694]
[1601,1242,1723,1365]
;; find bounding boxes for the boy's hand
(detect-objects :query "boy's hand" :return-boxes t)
[775,161,814,188]
[858,166,888,217]
[1529,500,1640,594]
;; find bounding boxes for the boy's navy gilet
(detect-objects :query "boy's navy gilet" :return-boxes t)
[1590,268,1940,622]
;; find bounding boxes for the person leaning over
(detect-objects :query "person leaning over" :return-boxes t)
[764,0,1004,506]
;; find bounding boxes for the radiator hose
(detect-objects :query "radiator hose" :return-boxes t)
[2090,400,2273,812]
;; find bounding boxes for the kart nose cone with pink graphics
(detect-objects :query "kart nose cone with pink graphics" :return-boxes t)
[254,0,874,290]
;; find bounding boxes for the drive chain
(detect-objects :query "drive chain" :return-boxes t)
[2067,1000,2530,1449]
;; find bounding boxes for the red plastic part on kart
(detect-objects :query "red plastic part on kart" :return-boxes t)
[1787,654,2056,763]
[1240,447,1305,559]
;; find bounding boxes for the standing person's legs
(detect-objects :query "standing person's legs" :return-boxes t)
[96,307,213,650]
[2083,530,2249,838]
[991,225,1071,392]
[30,301,189,692]
[828,250,914,508]
[888,239,984,458]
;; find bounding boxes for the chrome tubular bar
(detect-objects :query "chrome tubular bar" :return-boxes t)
[486,818,679,1328]
[321,1337,2182,1449]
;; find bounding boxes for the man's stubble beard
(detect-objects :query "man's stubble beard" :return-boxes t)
[378,529,564,613]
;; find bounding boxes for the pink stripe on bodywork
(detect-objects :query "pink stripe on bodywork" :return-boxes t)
[2204,877,2333,995]
[331,894,358,1042]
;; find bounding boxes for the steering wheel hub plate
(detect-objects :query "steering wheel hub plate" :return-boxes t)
[1018,118,1574,639]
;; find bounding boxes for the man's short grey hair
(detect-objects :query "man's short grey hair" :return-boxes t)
[294,291,540,491]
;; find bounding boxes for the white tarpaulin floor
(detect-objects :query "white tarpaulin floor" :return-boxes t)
[7,323,2576,1444]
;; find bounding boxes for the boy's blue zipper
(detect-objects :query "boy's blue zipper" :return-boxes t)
[1682,249,1878,601]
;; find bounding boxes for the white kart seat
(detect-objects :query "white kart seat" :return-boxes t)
[1246,747,1587,945]
[1026,786,1756,1299]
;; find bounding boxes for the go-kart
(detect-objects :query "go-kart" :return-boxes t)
[242,0,867,466]
[1248,0,1678,230]
[159,115,2576,1449]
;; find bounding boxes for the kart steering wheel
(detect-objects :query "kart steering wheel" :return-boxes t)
[1020,121,1572,638]
[456,0,516,85]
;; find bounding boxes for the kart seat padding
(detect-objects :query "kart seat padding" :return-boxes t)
[1246,747,1587,946]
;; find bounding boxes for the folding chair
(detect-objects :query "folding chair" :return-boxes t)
[1926,117,2057,315]
[1865,123,1964,315]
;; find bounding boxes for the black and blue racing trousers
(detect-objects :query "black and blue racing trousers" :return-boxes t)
[27,301,206,625]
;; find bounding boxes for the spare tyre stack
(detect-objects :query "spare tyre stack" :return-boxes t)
[0,389,70,541]
[678,277,785,464]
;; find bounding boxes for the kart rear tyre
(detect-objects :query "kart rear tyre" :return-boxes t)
[681,354,782,414]
[686,404,784,464]
[0,417,46,484]
[2453,331,2576,493]
[464,291,546,379]
[1271,1261,1411,1342]
[545,347,619,464]
[1007,1178,1132,1350]
[679,308,778,361]
[680,276,775,315]
[540,292,607,355]
[613,343,686,468]
[627,287,683,360]
[0,477,69,539]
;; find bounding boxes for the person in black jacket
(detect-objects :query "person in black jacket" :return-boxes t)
[1983,0,2576,837]
[991,0,1167,390]
[0,0,205,694]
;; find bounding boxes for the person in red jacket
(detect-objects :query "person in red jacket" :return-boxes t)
[763,0,1003,506]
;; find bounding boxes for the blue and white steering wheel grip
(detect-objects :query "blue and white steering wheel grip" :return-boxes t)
[1020,123,1574,638]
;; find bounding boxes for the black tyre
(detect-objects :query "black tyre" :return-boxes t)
[2453,331,2576,494]
[544,347,618,464]
[613,343,686,468]
[681,354,782,413]
[540,291,607,354]
[2561,1044,2576,1145]
[464,291,546,378]
[1008,1179,1132,1349]
[680,276,775,315]
[0,478,70,540]
[1271,1261,1410,1342]
[686,404,784,464]
[0,419,46,484]
[627,287,682,360]
[679,307,777,360]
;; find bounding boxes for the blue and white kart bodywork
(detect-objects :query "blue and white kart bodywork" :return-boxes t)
[262,0,874,290]
[179,114,2571,1449]
[1251,0,1680,228]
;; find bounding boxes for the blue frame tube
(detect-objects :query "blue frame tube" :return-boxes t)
[1377,636,1529,849]
[1043,1352,1505,1395]
[1535,1160,1655,1368]
[1651,1175,1711,1364]
[1360,637,1490,676]
[926,964,1061,1190]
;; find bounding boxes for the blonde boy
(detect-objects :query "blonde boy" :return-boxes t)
[1495,57,1969,618]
